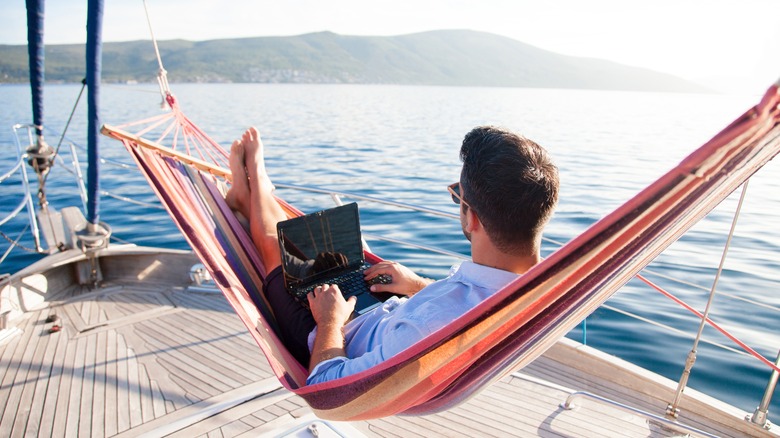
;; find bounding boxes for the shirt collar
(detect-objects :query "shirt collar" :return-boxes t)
[450,261,520,290]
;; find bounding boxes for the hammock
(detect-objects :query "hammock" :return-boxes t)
[101,83,780,420]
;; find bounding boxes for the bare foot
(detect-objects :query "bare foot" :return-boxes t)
[241,127,274,193]
[225,138,251,217]
[230,127,288,273]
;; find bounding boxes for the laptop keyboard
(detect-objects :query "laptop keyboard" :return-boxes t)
[295,268,367,301]
[291,265,392,312]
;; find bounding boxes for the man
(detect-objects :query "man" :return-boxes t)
[225,125,559,384]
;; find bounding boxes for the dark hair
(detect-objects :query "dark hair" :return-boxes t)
[460,126,559,253]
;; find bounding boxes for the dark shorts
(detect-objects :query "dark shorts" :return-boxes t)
[263,266,316,366]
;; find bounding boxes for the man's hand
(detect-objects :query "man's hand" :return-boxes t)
[308,284,356,327]
[364,261,434,297]
[307,284,356,373]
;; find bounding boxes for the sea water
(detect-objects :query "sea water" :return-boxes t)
[1,83,778,415]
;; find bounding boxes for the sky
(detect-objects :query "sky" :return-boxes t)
[3,0,780,94]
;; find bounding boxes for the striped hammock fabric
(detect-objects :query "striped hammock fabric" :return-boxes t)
[101,83,780,420]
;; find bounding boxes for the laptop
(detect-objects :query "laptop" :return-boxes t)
[276,202,390,315]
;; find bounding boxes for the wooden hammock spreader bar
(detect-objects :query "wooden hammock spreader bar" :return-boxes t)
[102,123,232,182]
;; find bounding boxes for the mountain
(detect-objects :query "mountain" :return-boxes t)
[0,30,708,92]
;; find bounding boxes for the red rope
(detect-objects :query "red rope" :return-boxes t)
[638,273,780,374]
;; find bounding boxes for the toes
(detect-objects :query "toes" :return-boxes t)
[230,139,244,158]
[242,128,255,144]
[229,141,245,171]
[242,127,261,145]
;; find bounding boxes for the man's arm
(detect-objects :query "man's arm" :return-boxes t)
[307,284,356,373]
[364,261,434,296]
[306,314,430,384]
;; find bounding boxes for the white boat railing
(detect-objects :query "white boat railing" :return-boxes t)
[562,390,720,438]
[748,349,780,429]
[13,123,91,212]
[0,157,32,229]
[2,125,43,253]
[1,124,91,257]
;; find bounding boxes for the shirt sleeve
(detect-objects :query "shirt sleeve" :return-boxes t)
[306,316,431,385]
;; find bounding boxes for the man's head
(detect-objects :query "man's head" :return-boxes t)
[458,126,559,255]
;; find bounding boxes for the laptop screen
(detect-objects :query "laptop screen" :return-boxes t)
[277,203,365,288]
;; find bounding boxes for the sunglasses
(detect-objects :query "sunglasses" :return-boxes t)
[447,182,472,209]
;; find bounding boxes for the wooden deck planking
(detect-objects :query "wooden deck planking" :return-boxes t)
[88,299,101,326]
[149,379,168,418]
[8,311,49,436]
[467,384,561,435]
[1,267,769,438]
[367,398,500,438]
[25,312,68,436]
[218,419,254,438]
[167,306,272,375]
[2,279,283,438]
[115,331,131,434]
[51,324,75,437]
[159,313,268,382]
[126,347,144,429]
[134,316,259,388]
[138,363,155,424]
[523,354,729,437]
[172,304,263,357]
[37,319,72,437]
[166,366,212,403]
[508,374,659,438]
[379,414,457,438]
[135,324,240,393]
[163,381,292,438]
[365,418,427,438]
[64,335,87,437]
[0,311,39,434]
[526,350,720,435]
[104,325,119,437]
[478,378,592,436]
[237,412,266,429]
[525,356,653,416]
[110,294,162,319]
[119,329,192,413]
[374,415,456,438]
[10,311,51,437]
[120,300,268,436]
[426,407,509,437]
[91,330,108,438]
[172,290,235,313]
[78,328,98,438]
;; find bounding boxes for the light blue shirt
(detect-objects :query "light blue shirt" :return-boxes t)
[306,261,519,385]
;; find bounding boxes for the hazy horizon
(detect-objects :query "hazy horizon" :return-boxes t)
[3,0,779,94]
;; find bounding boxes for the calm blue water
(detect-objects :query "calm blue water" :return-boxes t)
[1,83,779,415]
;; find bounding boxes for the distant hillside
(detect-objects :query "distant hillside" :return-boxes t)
[0,30,707,92]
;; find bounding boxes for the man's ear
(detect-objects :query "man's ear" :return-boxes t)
[464,207,482,233]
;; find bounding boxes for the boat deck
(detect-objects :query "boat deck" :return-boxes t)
[1,256,775,438]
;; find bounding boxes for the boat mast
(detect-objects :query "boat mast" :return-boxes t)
[25,0,54,202]
[72,0,112,286]
[25,0,44,142]
[86,0,104,230]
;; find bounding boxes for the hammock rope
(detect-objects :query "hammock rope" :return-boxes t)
[114,95,230,173]
[101,83,780,420]
[142,0,172,108]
